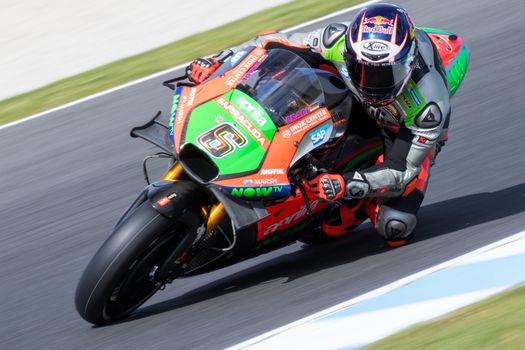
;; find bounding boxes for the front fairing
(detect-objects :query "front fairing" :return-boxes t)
[170,48,336,201]
[182,89,276,177]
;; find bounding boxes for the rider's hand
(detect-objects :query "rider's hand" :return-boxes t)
[186,57,221,84]
[343,171,370,199]
[306,173,345,202]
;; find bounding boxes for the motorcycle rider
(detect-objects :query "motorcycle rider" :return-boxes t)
[186,3,451,247]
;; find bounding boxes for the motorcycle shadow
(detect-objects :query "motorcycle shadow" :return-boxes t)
[105,182,525,326]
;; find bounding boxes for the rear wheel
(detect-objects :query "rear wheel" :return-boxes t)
[75,202,186,324]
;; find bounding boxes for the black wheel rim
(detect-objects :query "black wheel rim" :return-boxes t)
[103,233,180,320]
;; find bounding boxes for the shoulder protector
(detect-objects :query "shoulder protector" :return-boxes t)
[323,23,348,48]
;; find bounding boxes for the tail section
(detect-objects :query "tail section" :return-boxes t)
[419,27,470,97]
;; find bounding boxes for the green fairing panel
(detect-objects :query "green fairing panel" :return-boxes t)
[446,45,470,97]
[419,27,470,97]
[182,89,276,177]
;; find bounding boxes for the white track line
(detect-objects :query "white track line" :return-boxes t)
[0,0,380,132]
[228,230,525,349]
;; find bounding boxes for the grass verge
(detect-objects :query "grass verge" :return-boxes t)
[365,284,525,350]
[0,0,364,125]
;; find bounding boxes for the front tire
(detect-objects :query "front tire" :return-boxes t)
[75,202,184,324]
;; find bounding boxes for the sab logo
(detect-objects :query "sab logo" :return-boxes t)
[309,124,330,146]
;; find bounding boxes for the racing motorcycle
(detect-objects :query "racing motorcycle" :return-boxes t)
[75,29,468,324]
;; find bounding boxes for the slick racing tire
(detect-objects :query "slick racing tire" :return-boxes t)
[75,202,184,324]
[298,231,338,245]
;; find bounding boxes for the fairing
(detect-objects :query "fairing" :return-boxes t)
[171,48,340,201]
[419,27,470,96]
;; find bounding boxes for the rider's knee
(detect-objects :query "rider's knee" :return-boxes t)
[375,205,417,240]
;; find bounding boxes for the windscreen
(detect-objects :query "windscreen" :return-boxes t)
[235,49,325,127]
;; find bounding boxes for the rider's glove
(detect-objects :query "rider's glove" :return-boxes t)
[343,171,370,199]
[186,57,221,84]
[306,173,345,202]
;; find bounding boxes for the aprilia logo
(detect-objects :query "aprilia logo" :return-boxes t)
[235,96,266,126]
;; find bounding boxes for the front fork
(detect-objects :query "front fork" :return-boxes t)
[161,163,226,237]
[152,162,227,281]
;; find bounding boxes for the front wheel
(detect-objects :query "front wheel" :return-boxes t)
[75,202,186,324]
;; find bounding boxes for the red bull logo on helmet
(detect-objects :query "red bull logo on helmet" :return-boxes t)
[362,15,395,35]
[364,16,394,26]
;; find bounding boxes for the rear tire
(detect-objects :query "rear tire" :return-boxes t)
[75,202,184,324]
[298,231,338,245]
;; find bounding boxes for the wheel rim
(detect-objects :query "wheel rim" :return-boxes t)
[103,233,180,320]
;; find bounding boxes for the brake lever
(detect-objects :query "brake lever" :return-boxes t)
[296,180,312,215]
[294,154,328,215]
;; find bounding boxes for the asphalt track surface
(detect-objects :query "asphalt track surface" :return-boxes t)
[1,0,524,349]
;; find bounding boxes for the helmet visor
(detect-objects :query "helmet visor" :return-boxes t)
[347,58,412,102]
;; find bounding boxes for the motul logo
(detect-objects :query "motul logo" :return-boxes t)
[260,168,285,175]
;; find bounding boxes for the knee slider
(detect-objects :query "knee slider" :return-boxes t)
[386,220,408,238]
[376,206,417,240]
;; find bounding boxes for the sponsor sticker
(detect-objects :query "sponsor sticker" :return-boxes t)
[284,106,310,124]
[225,48,265,87]
[400,93,413,109]
[282,108,331,136]
[242,61,262,81]
[235,95,267,127]
[244,178,278,185]
[175,87,197,126]
[176,95,188,125]
[169,86,183,134]
[157,192,177,207]
[362,16,394,35]
[230,50,247,66]
[197,123,248,159]
[410,88,422,106]
[229,185,288,199]
[309,124,330,146]
[157,196,170,207]
[187,87,196,107]
[260,168,285,175]
[363,41,390,52]
[263,200,321,235]
[215,96,268,147]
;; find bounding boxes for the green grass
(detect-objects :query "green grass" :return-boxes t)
[365,284,525,350]
[0,0,364,125]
